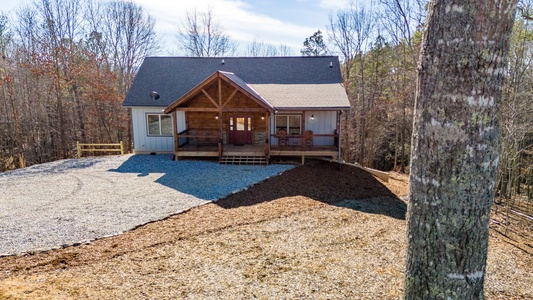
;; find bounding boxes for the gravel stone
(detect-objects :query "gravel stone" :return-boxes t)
[0,154,293,255]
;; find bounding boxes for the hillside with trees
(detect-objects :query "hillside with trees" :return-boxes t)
[0,0,157,171]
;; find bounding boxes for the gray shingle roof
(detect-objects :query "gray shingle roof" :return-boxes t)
[218,71,271,108]
[250,83,349,110]
[123,56,349,109]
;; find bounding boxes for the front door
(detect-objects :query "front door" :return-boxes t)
[229,116,253,145]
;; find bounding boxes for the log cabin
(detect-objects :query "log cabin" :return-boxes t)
[122,56,350,164]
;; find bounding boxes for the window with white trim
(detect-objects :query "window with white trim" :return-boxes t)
[275,115,301,135]
[147,114,173,136]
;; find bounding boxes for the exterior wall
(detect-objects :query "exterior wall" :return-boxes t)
[130,106,185,153]
[270,111,338,146]
[304,110,337,146]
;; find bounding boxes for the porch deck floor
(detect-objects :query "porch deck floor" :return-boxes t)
[176,143,338,159]
[176,144,266,157]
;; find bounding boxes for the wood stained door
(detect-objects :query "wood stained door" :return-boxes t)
[229,116,252,145]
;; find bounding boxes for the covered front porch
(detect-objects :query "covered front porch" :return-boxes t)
[164,70,343,165]
[174,128,339,165]
[164,70,272,164]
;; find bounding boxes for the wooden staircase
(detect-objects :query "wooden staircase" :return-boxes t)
[219,155,268,165]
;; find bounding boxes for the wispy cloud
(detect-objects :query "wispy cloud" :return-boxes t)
[317,0,351,10]
[135,0,318,55]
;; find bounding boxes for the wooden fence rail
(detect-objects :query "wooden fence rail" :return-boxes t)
[77,141,124,158]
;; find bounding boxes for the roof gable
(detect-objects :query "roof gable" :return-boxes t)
[123,56,345,107]
[164,71,274,113]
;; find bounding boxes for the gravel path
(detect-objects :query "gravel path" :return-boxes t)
[0,154,293,255]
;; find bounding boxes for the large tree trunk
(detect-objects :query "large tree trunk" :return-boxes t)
[405,1,517,299]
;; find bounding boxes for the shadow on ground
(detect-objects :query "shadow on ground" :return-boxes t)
[0,158,103,177]
[215,160,407,220]
[108,154,294,201]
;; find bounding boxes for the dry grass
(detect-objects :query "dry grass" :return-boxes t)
[0,161,531,299]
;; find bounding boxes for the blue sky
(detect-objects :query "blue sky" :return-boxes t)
[0,0,352,55]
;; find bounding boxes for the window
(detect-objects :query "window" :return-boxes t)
[275,115,301,135]
[147,114,173,136]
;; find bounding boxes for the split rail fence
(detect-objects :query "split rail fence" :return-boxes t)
[77,141,124,158]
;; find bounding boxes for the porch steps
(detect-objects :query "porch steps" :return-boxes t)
[219,155,268,165]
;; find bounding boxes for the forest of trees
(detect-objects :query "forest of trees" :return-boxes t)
[325,1,532,210]
[0,0,158,170]
[1,0,532,208]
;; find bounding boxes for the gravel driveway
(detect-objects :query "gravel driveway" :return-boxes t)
[0,154,293,255]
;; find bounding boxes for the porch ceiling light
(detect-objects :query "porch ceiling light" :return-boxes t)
[215,114,219,120]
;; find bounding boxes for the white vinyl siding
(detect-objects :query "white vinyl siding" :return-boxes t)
[130,107,185,153]
[270,111,338,146]
[304,111,337,146]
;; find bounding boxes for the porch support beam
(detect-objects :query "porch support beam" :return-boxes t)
[202,89,219,108]
[176,107,268,112]
[177,108,219,112]
[222,108,267,112]
[221,88,239,109]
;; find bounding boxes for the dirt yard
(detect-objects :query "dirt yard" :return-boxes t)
[0,160,531,299]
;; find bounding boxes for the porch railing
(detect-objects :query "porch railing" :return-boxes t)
[176,129,221,147]
[270,133,338,149]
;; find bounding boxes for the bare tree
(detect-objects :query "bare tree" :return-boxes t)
[328,2,374,84]
[377,0,426,172]
[177,6,237,57]
[245,38,278,56]
[495,10,533,237]
[328,3,376,166]
[277,43,293,56]
[244,38,294,57]
[86,0,158,149]
[0,0,157,170]
[406,0,518,298]
[98,0,158,93]
[34,0,84,158]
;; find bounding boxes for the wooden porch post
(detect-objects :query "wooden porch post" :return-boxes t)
[218,76,224,161]
[173,110,178,152]
[337,111,342,170]
[302,111,306,133]
[265,112,270,162]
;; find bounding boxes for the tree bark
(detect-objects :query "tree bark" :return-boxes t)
[405,1,517,299]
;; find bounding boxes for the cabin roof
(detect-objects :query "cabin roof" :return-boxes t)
[123,56,350,110]
[219,71,269,106]
[249,83,349,110]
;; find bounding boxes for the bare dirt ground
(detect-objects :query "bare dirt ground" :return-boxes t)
[0,160,531,299]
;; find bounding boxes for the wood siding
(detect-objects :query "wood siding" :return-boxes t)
[179,79,269,145]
